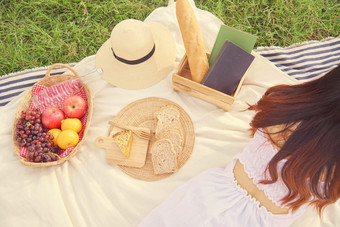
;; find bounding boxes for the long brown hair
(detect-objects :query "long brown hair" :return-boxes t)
[248,65,340,215]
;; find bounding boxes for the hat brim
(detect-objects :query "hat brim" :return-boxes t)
[95,22,176,90]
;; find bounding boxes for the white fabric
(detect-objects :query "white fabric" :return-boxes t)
[235,129,292,209]
[0,1,339,226]
[138,129,306,227]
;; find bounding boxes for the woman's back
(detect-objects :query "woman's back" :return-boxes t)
[138,65,340,226]
[138,129,306,227]
[248,65,340,213]
[233,128,291,214]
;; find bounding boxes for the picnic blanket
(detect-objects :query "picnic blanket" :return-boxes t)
[1,1,339,226]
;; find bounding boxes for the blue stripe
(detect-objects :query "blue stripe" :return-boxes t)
[259,39,340,58]
[277,59,340,75]
[273,59,340,75]
[255,38,337,54]
[277,57,340,73]
[259,39,340,56]
[272,37,337,51]
[0,91,24,101]
[0,82,36,94]
[0,74,44,88]
[264,50,340,66]
[295,69,331,80]
[0,72,62,88]
[287,37,337,48]
[263,46,340,62]
[0,101,10,106]
[0,68,48,81]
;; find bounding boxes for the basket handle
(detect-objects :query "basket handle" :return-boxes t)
[45,63,79,78]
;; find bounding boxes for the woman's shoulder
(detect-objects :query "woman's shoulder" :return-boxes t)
[262,124,297,151]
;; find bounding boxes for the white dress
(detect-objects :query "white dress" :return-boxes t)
[138,130,307,227]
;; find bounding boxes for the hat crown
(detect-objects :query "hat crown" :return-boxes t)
[110,19,155,61]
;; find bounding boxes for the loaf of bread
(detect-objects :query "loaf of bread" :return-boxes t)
[150,139,178,175]
[176,0,209,83]
[112,130,133,158]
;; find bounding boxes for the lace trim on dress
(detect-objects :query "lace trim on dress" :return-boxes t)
[237,130,290,209]
[230,158,297,219]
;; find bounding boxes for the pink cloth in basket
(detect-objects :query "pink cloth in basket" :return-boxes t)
[20,79,88,159]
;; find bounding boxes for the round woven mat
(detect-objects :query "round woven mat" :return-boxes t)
[109,97,195,181]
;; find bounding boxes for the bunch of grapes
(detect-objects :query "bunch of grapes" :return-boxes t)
[14,108,59,162]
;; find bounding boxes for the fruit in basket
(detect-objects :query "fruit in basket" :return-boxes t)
[15,108,47,147]
[61,118,82,133]
[57,129,79,149]
[15,108,59,162]
[63,95,87,118]
[48,128,61,146]
[26,138,58,162]
[42,107,65,129]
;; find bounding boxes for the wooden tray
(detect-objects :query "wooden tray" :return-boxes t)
[105,97,195,181]
[172,54,245,111]
[95,126,149,168]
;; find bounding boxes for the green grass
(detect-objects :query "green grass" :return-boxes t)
[0,0,339,76]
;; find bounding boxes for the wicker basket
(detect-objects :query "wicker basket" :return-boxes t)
[12,63,93,167]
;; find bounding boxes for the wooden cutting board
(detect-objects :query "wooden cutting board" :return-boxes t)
[95,127,150,168]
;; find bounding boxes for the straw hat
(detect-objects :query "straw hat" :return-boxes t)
[95,19,176,89]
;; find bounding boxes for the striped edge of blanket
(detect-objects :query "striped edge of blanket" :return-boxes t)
[255,36,340,81]
[0,63,77,107]
[1,37,340,107]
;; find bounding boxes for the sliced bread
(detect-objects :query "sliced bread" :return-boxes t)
[155,118,182,138]
[150,139,178,175]
[154,105,182,138]
[154,105,180,121]
[157,131,183,158]
[112,130,133,158]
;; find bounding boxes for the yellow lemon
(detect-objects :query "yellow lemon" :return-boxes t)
[57,129,79,150]
[48,128,61,146]
[61,118,82,133]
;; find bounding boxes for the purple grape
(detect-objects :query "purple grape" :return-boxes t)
[15,107,60,163]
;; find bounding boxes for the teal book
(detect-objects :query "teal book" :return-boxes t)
[208,25,257,65]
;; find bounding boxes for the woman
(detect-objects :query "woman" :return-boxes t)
[138,65,340,227]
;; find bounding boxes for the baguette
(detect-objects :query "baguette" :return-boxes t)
[176,0,209,83]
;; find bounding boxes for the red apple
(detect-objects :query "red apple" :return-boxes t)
[63,95,87,118]
[42,107,65,129]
